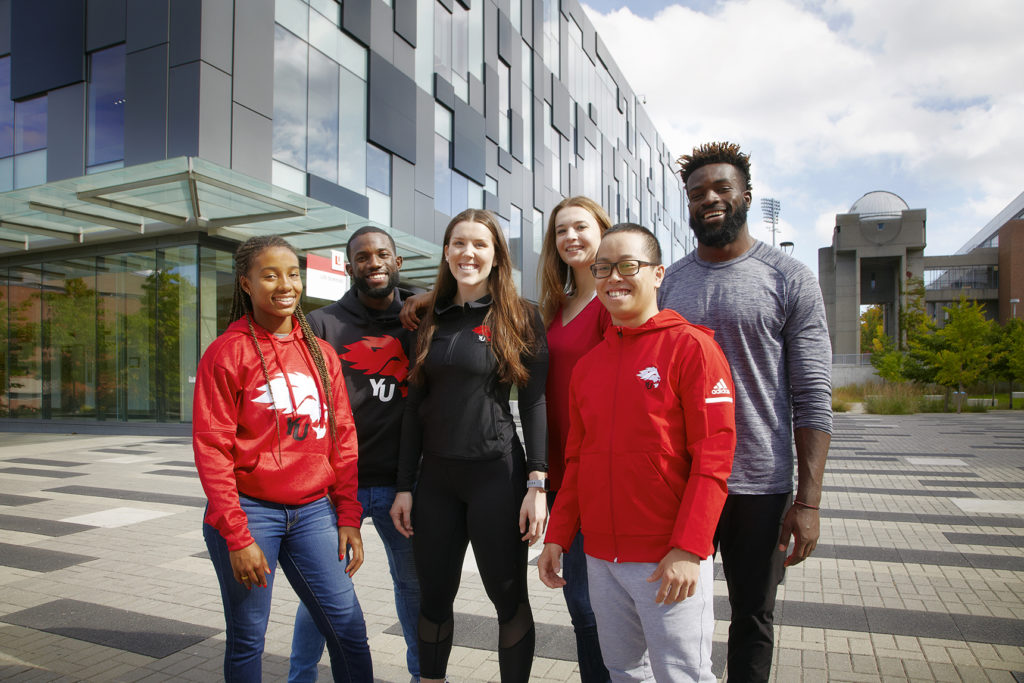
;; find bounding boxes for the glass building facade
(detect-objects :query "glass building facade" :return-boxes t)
[0,0,688,429]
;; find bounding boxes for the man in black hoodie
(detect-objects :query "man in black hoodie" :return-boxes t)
[290,226,421,682]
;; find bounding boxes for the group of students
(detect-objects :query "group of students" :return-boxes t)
[193,141,831,683]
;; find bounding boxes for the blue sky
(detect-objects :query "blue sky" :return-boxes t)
[581,0,1024,273]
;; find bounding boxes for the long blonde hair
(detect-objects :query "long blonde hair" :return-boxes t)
[410,209,539,387]
[537,196,613,326]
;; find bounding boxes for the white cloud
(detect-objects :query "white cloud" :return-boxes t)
[583,0,1024,270]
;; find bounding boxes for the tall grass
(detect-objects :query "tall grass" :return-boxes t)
[864,383,922,414]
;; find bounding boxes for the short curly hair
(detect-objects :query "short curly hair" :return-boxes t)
[677,142,752,191]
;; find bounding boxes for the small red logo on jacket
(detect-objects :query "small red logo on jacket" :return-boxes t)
[473,325,492,343]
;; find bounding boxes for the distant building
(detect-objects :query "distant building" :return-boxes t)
[0,0,687,429]
[818,190,1024,358]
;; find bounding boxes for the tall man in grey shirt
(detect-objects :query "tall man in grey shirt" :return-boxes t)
[658,142,832,682]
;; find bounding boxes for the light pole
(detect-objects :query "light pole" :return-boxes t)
[780,240,794,255]
[761,197,781,248]
[1011,298,1020,320]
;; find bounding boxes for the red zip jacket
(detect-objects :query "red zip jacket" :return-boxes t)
[546,308,736,562]
[193,316,361,551]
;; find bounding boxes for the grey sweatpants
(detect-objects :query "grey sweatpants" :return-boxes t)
[586,555,716,683]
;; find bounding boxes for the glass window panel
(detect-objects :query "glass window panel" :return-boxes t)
[14,149,46,189]
[498,60,510,151]
[309,7,341,63]
[510,0,521,33]
[338,67,366,191]
[87,44,126,167]
[521,42,532,170]
[434,102,452,140]
[415,0,433,90]
[485,175,497,195]
[467,180,483,210]
[307,47,340,182]
[336,30,367,79]
[275,0,308,40]
[309,0,340,25]
[198,246,236,352]
[0,56,13,158]
[469,0,483,81]
[452,4,468,82]
[434,134,452,215]
[532,208,543,254]
[155,246,198,422]
[366,143,391,194]
[507,204,522,270]
[434,3,452,77]
[5,265,41,417]
[273,25,308,170]
[0,157,12,191]
[14,96,47,154]
[451,170,469,216]
[42,259,97,418]
[86,160,124,174]
[272,159,307,193]
[367,187,391,225]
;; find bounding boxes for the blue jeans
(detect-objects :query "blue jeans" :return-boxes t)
[204,495,372,683]
[554,501,610,683]
[290,486,420,682]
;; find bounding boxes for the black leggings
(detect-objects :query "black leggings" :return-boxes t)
[412,450,535,682]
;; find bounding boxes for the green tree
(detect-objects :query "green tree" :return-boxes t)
[993,318,1024,408]
[870,332,907,383]
[919,297,994,413]
[860,304,885,354]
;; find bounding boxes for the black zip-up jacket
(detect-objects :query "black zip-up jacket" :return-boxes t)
[307,287,416,487]
[396,295,548,491]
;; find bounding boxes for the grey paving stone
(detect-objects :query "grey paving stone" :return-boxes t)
[0,467,85,479]
[829,469,979,476]
[919,480,1024,488]
[0,542,96,571]
[0,599,218,658]
[44,486,206,508]
[0,513,94,536]
[857,452,976,457]
[0,492,47,506]
[944,532,1024,548]
[156,461,196,467]
[87,448,155,455]
[825,485,978,498]
[952,613,1024,648]
[145,469,198,478]
[6,458,87,467]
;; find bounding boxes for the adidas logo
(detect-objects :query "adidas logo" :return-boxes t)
[711,378,730,395]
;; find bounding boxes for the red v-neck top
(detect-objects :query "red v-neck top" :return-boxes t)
[545,296,611,491]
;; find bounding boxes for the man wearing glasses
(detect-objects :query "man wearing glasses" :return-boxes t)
[661,142,833,682]
[540,223,736,682]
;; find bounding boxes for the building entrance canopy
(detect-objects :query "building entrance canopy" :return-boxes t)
[0,156,442,286]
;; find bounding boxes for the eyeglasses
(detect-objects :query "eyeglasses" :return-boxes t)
[590,259,657,279]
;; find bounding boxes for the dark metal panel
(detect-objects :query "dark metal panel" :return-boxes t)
[233,0,272,117]
[369,0,392,59]
[46,83,85,181]
[230,103,271,181]
[0,0,10,56]
[394,0,416,48]
[414,190,433,242]
[167,61,199,157]
[468,73,483,113]
[414,89,434,195]
[168,0,200,67]
[200,0,234,75]
[483,62,497,143]
[308,173,369,216]
[550,73,569,139]
[452,98,485,185]
[497,9,511,64]
[124,44,167,165]
[393,33,415,79]
[483,0,497,63]
[86,0,126,52]
[391,156,415,233]
[497,147,513,173]
[367,51,417,164]
[434,73,455,110]
[521,0,534,48]
[342,0,371,46]
[198,62,232,166]
[10,0,86,100]
[509,110,523,162]
[126,0,168,53]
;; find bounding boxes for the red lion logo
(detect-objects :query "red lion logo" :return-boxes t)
[473,325,492,343]
[341,336,410,397]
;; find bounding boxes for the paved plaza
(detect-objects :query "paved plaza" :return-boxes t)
[0,411,1022,682]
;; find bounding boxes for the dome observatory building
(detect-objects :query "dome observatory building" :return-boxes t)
[818,191,926,357]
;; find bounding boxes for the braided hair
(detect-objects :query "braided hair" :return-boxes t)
[230,236,338,449]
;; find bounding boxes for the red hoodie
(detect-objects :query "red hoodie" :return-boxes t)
[193,316,361,551]
[546,309,736,562]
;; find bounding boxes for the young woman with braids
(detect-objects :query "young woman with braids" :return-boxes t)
[193,236,372,682]
[389,209,548,683]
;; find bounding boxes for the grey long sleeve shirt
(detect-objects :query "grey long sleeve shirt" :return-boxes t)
[658,240,832,494]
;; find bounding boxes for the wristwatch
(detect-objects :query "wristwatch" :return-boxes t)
[526,478,549,492]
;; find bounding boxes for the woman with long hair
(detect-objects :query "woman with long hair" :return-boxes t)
[390,209,548,683]
[537,196,613,682]
[193,235,372,682]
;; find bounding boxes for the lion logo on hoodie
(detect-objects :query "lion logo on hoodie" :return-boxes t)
[252,372,327,440]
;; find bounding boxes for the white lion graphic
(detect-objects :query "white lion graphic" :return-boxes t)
[252,372,327,439]
[637,366,661,389]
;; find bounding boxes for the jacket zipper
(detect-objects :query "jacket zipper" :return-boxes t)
[610,327,623,562]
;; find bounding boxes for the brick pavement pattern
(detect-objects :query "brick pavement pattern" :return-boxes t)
[0,411,1022,681]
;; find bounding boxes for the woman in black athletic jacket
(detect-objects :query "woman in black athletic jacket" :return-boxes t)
[390,208,548,683]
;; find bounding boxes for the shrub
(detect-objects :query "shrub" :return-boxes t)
[865,384,922,415]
